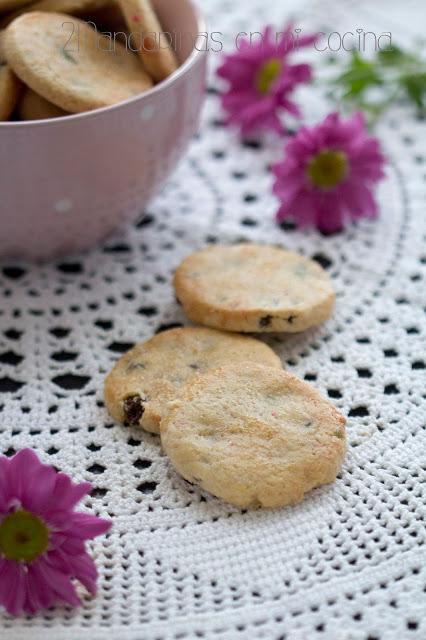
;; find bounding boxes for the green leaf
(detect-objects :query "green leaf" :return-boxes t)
[377,45,415,67]
[334,52,383,98]
[331,44,426,123]
[400,72,426,111]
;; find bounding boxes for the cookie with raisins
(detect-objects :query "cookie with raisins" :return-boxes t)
[174,244,335,333]
[104,327,282,434]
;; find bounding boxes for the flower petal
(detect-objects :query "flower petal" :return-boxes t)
[0,559,14,606]
[276,189,319,227]
[29,561,56,610]
[0,458,11,513]
[50,533,86,556]
[36,559,81,608]
[52,474,92,511]
[316,192,346,233]
[8,449,43,503]
[69,553,99,595]
[0,560,26,615]
[342,182,379,220]
[20,464,57,515]
[67,513,112,540]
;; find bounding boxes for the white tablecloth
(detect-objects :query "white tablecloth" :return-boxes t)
[1,0,425,638]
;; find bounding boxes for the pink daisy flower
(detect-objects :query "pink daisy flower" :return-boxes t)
[0,449,111,616]
[217,24,318,135]
[272,111,386,233]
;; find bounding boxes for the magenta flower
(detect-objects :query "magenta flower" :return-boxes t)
[0,449,111,616]
[217,24,318,135]
[272,111,386,233]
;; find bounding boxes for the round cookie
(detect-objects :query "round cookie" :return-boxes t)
[4,11,153,113]
[117,0,178,82]
[174,244,335,333]
[161,363,346,508]
[18,88,68,120]
[104,327,282,434]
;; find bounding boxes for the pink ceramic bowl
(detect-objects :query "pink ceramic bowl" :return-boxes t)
[0,0,207,261]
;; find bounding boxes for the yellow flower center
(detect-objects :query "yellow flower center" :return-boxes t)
[255,58,283,94]
[307,150,348,190]
[0,510,49,562]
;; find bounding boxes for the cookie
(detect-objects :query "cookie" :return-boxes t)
[0,30,21,120]
[104,327,282,434]
[4,11,153,113]
[174,244,335,333]
[116,0,178,82]
[161,363,346,508]
[18,88,68,120]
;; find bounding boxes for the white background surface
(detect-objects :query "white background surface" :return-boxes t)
[0,0,425,638]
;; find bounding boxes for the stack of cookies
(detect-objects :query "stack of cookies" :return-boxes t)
[105,244,346,509]
[0,0,178,121]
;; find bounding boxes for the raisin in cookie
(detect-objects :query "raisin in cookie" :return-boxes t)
[104,327,282,434]
[161,363,346,508]
[4,11,152,113]
[174,244,335,333]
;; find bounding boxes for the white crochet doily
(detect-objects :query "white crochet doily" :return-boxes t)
[1,0,425,638]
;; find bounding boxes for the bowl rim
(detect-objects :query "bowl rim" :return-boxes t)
[0,0,207,129]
